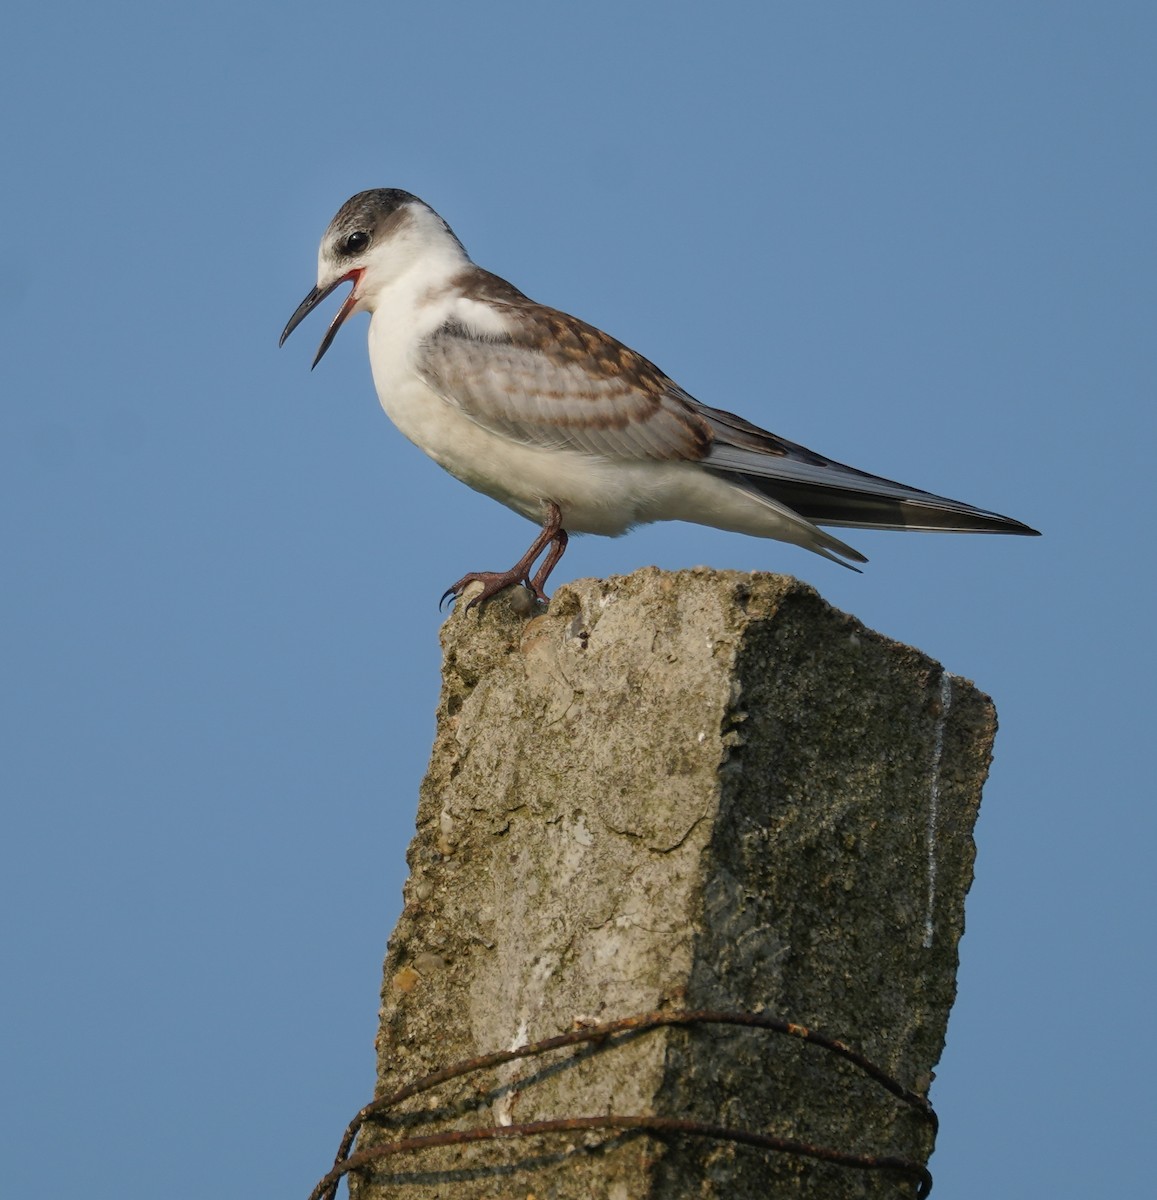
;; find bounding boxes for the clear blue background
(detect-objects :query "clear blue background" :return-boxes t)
[3,3,1152,1197]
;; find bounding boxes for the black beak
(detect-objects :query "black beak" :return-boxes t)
[279,270,362,369]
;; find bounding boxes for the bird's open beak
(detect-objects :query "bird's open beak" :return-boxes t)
[279,269,364,369]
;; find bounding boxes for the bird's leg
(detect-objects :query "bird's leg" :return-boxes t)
[529,527,568,600]
[441,502,569,610]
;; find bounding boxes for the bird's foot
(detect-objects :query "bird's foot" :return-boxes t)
[440,570,547,612]
[440,503,567,612]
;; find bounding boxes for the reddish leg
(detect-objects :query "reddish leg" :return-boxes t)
[441,503,569,611]
[529,527,568,599]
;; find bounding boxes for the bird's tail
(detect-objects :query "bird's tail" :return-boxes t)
[716,468,1041,538]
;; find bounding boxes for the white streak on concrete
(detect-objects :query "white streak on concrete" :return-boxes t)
[494,1018,531,1126]
[923,672,953,949]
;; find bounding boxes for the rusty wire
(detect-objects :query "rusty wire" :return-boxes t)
[307,1007,937,1200]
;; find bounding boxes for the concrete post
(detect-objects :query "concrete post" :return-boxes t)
[347,568,994,1199]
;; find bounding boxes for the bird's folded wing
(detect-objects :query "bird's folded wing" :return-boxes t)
[415,305,714,462]
[415,295,1037,536]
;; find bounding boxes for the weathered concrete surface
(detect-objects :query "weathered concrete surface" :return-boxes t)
[353,568,995,1199]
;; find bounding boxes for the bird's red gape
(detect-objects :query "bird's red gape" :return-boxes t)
[441,502,569,610]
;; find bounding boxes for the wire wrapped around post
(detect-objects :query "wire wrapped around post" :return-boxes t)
[307,1007,938,1200]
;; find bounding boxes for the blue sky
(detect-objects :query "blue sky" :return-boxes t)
[2,3,1153,1197]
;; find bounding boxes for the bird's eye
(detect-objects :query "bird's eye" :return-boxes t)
[341,230,370,256]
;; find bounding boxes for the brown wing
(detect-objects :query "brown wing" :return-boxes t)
[415,270,712,462]
[417,271,1038,537]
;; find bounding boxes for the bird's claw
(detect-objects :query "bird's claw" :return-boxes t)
[439,504,565,612]
[439,571,546,612]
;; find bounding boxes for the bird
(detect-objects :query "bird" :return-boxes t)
[280,189,1039,608]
